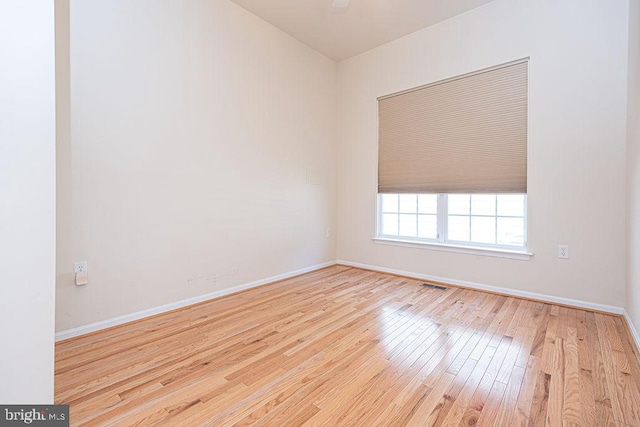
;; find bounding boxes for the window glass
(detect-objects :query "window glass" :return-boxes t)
[471,195,496,216]
[497,217,525,246]
[399,214,417,237]
[379,193,526,249]
[497,195,525,217]
[448,216,470,242]
[418,194,437,214]
[448,195,470,215]
[418,215,437,239]
[399,194,417,213]
[382,213,399,235]
[471,217,496,244]
[381,194,399,213]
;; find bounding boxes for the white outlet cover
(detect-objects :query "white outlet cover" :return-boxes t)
[558,245,569,259]
[74,261,88,273]
[306,168,321,185]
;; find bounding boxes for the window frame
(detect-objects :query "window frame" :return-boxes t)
[375,193,531,259]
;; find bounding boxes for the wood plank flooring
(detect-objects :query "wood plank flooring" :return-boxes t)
[55,266,640,426]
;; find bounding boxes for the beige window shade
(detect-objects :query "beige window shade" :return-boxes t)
[378,60,528,194]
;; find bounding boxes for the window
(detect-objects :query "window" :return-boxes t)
[376,59,529,254]
[378,193,527,250]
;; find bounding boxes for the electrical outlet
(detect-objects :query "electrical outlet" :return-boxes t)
[74,261,88,274]
[332,0,350,8]
[558,245,569,259]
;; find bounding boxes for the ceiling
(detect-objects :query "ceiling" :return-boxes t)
[230,0,497,62]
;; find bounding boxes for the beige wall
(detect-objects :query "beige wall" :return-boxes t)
[0,0,56,402]
[336,0,629,307]
[56,0,337,331]
[627,0,640,330]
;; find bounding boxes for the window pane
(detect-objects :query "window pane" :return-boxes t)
[399,194,417,213]
[497,217,525,246]
[448,216,470,241]
[378,193,526,250]
[471,217,496,244]
[448,194,470,215]
[418,214,437,239]
[381,194,399,213]
[418,194,437,214]
[382,213,399,235]
[471,194,496,216]
[497,194,525,217]
[399,214,417,237]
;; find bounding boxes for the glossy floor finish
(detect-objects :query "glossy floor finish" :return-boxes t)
[55,266,640,426]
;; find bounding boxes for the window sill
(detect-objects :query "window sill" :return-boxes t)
[372,237,533,260]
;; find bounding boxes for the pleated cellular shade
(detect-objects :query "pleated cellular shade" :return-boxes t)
[378,60,528,194]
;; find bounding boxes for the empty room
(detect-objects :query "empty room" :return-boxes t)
[2,0,640,425]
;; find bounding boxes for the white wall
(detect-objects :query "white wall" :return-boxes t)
[337,0,629,307]
[56,0,337,331]
[0,0,56,403]
[627,0,640,329]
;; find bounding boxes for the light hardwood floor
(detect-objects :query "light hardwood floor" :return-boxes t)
[55,266,640,426]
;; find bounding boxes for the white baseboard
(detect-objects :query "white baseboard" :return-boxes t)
[623,310,640,353]
[337,260,625,315]
[56,258,628,342]
[55,261,336,342]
